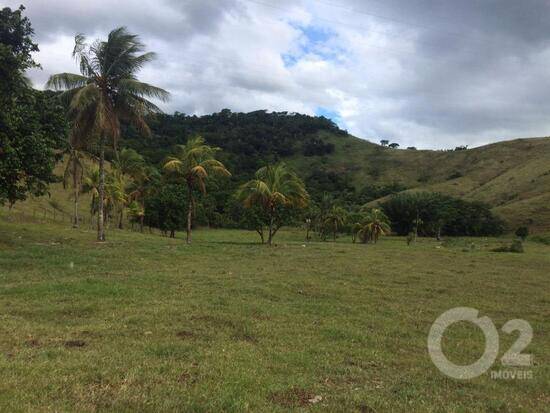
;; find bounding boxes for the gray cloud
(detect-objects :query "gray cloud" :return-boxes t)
[6,0,550,149]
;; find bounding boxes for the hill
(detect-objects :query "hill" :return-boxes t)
[7,109,550,232]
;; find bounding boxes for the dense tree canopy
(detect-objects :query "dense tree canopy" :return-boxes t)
[0,6,67,206]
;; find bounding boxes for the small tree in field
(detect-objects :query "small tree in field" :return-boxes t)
[354,208,391,244]
[237,163,308,245]
[322,205,347,241]
[163,136,231,244]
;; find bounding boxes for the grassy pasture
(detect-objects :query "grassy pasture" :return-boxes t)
[0,217,548,412]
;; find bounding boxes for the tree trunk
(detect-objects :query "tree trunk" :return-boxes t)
[118,208,124,229]
[97,136,106,242]
[186,187,193,244]
[140,215,144,233]
[72,162,79,228]
[267,208,274,246]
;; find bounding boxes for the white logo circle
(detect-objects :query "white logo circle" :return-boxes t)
[428,307,499,379]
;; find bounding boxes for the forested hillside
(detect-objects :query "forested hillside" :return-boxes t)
[116,109,550,232]
[9,108,549,233]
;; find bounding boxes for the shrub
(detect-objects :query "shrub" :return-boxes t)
[515,226,529,240]
[492,240,524,253]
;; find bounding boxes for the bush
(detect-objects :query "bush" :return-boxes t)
[530,235,550,245]
[381,192,505,237]
[492,240,524,253]
[515,226,529,240]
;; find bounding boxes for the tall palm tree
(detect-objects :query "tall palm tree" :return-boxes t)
[323,205,347,241]
[355,208,391,244]
[46,27,169,241]
[163,136,231,244]
[237,163,308,245]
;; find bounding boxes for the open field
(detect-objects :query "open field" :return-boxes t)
[0,217,549,412]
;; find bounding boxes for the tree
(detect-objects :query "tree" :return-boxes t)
[237,163,309,245]
[515,226,529,241]
[128,165,158,232]
[163,136,231,244]
[380,139,389,146]
[1,7,67,206]
[322,205,347,241]
[112,148,146,229]
[354,208,391,243]
[46,27,169,241]
[62,133,88,227]
[388,142,400,149]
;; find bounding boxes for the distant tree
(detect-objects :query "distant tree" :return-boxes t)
[144,183,187,237]
[237,163,308,245]
[380,139,389,146]
[62,133,89,227]
[354,208,391,243]
[388,142,400,149]
[163,136,231,244]
[454,145,468,151]
[380,192,504,237]
[322,205,347,241]
[407,146,417,150]
[515,226,529,241]
[0,6,67,206]
[47,27,169,241]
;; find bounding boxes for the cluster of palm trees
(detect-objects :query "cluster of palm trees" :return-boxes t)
[308,194,391,243]
[47,26,390,247]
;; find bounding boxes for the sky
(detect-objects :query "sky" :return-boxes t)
[6,0,550,149]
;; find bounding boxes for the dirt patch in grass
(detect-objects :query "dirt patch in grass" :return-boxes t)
[269,387,315,408]
[25,338,41,348]
[64,340,86,348]
[176,330,195,339]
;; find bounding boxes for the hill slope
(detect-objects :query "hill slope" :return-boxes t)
[7,110,550,232]
[288,133,550,232]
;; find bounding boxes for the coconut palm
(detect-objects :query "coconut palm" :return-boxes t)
[127,165,158,232]
[62,133,89,228]
[81,166,100,228]
[163,136,230,244]
[111,148,145,229]
[46,27,169,241]
[322,205,347,241]
[355,208,391,244]
[237,163,308,245]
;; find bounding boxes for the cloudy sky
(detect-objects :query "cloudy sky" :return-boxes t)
[7,0,550,149]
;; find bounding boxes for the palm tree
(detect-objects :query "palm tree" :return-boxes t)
[355,208,391,244]
[112,148,145,229]
[128,165,158,232]
[237,163,308,245]
[82,166,100,229]
[46,27,169,241]
[322,206,347,241]
[62,133,88,228]
[163,136,231,244]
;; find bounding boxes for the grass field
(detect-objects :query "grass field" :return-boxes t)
[0,216,548,412]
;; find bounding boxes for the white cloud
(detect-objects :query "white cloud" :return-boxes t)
[7,0,550,149]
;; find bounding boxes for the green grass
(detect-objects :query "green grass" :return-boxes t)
[0,217,549,412]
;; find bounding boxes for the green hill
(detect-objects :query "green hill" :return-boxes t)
[288,133,550,232]
[7,110,550,233]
